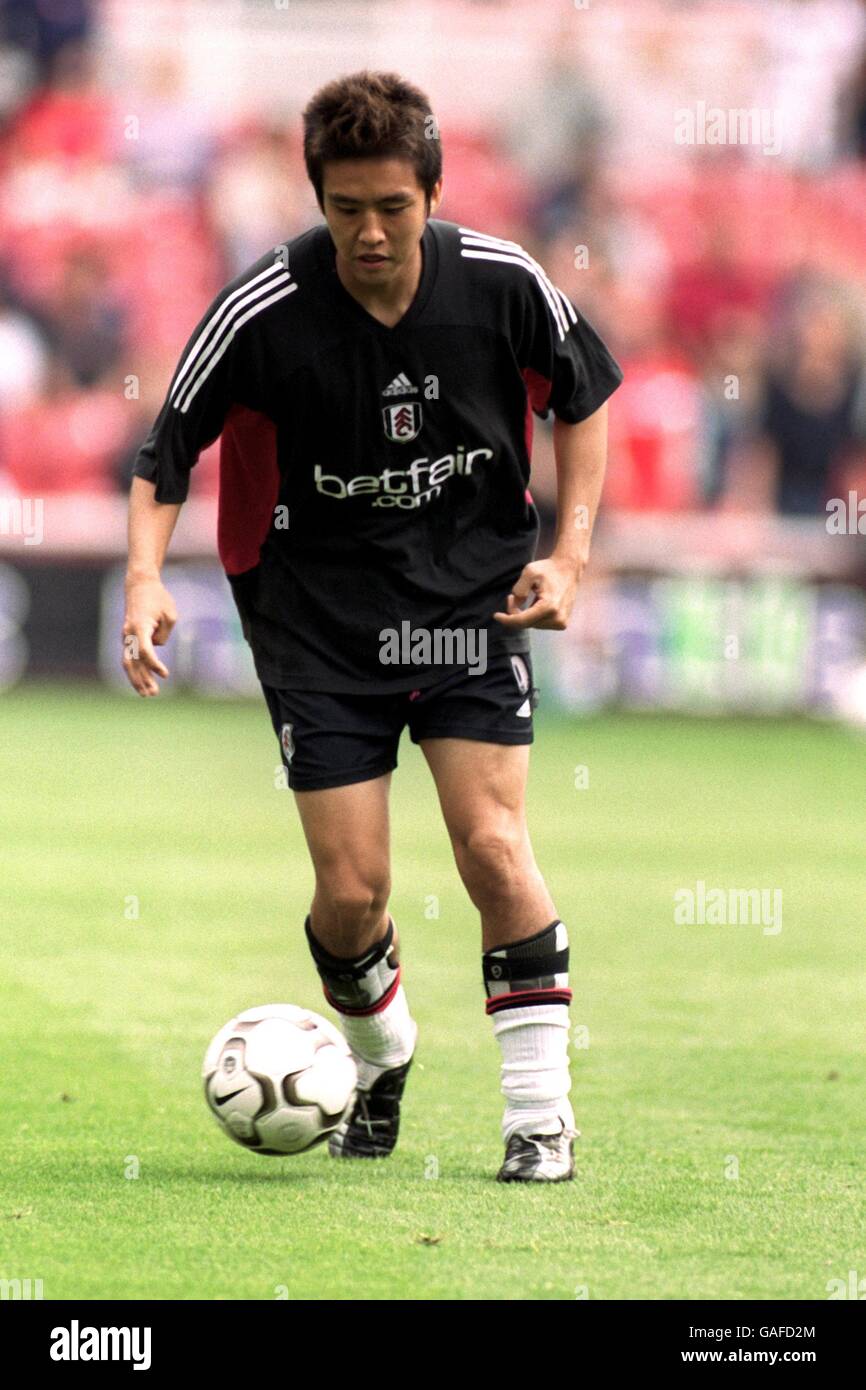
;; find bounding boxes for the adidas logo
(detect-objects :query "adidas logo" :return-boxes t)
[382,373,418,397]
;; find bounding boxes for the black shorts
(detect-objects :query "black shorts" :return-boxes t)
[261,651,539,791]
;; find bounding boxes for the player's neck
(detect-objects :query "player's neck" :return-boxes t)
[335,242,424,329]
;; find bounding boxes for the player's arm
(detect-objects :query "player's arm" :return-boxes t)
[119,263,265,695]
[122,477,182,697]
[494,402,608,630]
[495,257,622,631]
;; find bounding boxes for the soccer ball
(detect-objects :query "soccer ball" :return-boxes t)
[203,1004,357,1155]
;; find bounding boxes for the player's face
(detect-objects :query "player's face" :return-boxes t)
[321,157,442,288]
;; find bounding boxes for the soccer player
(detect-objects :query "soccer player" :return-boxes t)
[123,71,623,1182]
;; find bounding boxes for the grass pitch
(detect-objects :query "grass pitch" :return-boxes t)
[1,685,863,1300]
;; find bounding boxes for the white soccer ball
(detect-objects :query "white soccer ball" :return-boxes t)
[203,1004,357,1155]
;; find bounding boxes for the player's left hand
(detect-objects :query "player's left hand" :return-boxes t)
[492,556,583,630]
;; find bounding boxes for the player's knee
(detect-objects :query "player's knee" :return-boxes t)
[315,874,391,935]
[453,824,528,893]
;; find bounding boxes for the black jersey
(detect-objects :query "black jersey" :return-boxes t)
[132,218,623,692]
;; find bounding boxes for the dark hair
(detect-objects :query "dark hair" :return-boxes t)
[303,70,441,208]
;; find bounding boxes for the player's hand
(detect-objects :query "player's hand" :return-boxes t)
[492,557,583,631]
[121,578,178,697]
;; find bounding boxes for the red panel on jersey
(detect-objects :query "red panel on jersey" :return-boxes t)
[521,364,552,416]
[217,404,280,576]
[522,366,551,505]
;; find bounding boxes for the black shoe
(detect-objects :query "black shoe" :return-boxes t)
[496,1121,578,1182]
[328,1056,414,1159]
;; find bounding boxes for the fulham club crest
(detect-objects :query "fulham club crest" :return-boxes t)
[382,401,422,443]
[280,723,295,764]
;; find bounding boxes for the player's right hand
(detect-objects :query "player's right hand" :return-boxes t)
[121,578,178,697]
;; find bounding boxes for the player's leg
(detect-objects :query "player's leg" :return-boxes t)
[419,735,577,1181]
[261,682,417,1157]
[293,778,418,1158]
[420,739,556,951]
[295,773,393,958]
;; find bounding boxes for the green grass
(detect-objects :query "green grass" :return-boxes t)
[0,685,864,1300]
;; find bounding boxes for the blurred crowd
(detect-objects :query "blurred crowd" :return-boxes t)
[2,0,866,519]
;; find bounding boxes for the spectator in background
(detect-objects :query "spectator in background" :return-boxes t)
[535,175,670,346]
[29,243,125,388]
[503,49,609,242]
[600,282,702,512]
[697,306,767,507]
[206,120,316,275]
[0,353,127,494]
[9,38,110,162]
[744,283,866,515]
[834,20,866,159]
[663,216,771,373]
[0,276,49,407]
[435,127,527,238]
[0,0,92,85]
[118,49,217,193]
[576,177,670,305]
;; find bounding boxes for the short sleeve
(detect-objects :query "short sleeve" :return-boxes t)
[518,267,623,424]
[132,290,247,504]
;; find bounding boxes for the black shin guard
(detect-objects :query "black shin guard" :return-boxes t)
[482,919,572,1015]
[304,915,401,1016]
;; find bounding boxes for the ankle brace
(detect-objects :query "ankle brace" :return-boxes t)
[305,914,400,1016]
[482,919,571,1015]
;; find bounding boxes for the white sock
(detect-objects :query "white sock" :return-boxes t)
[339,983,417,1075]
[492,1003,575,1143]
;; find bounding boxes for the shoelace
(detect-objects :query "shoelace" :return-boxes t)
[509,1127,569,1157]
[353,1094,393,1137]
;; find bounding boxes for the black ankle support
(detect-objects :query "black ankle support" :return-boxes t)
[304,915,400,1015]
[482,919,572,1015]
